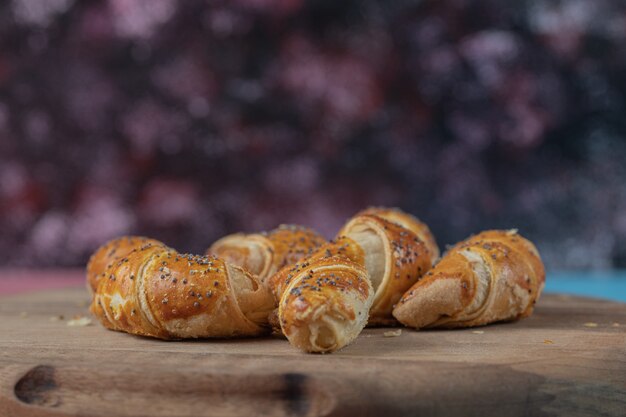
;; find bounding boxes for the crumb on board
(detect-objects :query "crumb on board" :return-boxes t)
[67,317,92,327]
[383,329,402,337]
[471,330,485,334]
[543,339,554,344]
[583,322,598,328]
[49,315,64,322]
[19,312,28,318]
[611,323,620,327]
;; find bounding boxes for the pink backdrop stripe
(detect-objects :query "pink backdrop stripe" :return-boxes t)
[0,269,85,295]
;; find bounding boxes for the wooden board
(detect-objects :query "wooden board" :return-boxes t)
[0,288,625,417]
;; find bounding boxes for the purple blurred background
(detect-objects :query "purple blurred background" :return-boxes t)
[1,0,625,270]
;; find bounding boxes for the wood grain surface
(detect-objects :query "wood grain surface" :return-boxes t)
[0,288,625,417]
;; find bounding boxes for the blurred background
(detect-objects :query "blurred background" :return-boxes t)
[1,0,626,273]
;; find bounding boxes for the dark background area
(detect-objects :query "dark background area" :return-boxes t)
[1,0,625,270]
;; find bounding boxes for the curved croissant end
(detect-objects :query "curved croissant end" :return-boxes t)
[89,238,275,339]
[86,236,165,296]
[357,207,440,263]
[207,224,327,286]
[393,229,545,329]
[337,214,433,325]
[279,255,373,353]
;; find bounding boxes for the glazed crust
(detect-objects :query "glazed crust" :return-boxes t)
[338,214,433,325]
[207,224,327,286]
[279,255,373,353]
[268,236,365,302]
[89,238,274,339]
[86,236,164,295]
[270,211,435,328]
[393,229,545,329]
[357,207,440,264]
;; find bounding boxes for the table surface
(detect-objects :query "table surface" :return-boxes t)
[1,285,625,416]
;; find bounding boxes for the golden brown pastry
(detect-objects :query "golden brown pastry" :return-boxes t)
[337,214,434,325]
[357,207,440,263]
[90,238,274,339]
[270,211,435,328]
[86,236,164,295]
[278,255,373,353]
[267,236,364,338]
[393,229,545,329]
[268,236,365,302]
[207,224,327,286]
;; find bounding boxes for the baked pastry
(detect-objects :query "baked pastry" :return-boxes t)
[337,214,434,325]
[207,225,327,286]
[90,238,274,339]
[271,211,435,327]
[357,207,440,263]
[269,236,365,301]
[86,236,164,295]
[278,255,373,353]
[393,229,545,329]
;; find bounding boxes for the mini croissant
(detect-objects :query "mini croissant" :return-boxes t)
[337,213,434,325]
[207,224,327,286]
[90,238,274,339]
[393,230,545,329]
[278,255,373,353]
[271,209,435,328]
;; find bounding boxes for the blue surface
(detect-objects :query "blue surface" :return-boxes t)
[545,271,626,303]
